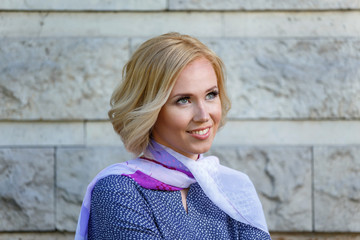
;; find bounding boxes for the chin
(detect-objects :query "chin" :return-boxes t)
[190,144,212,155]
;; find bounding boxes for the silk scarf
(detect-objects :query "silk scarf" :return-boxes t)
[75,140,269,240]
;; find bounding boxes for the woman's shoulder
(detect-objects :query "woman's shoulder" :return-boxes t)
[88,175,162,239]
[92,174,140,195]
[90,174,148,207]
[90,174,152,214]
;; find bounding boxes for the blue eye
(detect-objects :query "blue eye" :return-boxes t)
[176,97,190,105]
[206,91,219,100]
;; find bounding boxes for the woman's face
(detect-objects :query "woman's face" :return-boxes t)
[152,57,222,160]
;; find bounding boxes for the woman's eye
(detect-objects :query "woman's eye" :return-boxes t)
[176,97,190,105]
[206,91,219,100]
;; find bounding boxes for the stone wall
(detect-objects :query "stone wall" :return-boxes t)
[1,0,360,239]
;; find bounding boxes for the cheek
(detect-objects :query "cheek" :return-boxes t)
[157,107,188,132]
[212,102,222,126]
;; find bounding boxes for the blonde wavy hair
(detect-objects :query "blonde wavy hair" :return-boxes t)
[108,32,231,155]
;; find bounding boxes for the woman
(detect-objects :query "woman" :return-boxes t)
[75,32,271,239]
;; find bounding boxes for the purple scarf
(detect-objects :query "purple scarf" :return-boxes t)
[75,141,268,239]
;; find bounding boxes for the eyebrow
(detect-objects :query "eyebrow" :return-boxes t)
[171,85,219,99]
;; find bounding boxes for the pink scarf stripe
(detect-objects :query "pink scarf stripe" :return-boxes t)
[123,170,183,191]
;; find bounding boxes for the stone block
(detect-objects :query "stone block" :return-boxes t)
[0,232,74,240]
[56,147,134,231]
[169,0,360,10]
[314,146,360,232]
[2,12,360,38]
[0,121,84,146]
[0,12,222,38]
[213,120,360,146]
[0,37,129,120]
[0,0,166,11]
[0,148,55,230]
[271,232,360,240]
[207,146,312,231]
[223,12,360,38]
[204,38,360,119]
[86,121,123,146]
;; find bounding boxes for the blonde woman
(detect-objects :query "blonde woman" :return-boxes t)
[75,33,271,240]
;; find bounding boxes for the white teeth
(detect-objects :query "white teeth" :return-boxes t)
[191,128,209,135]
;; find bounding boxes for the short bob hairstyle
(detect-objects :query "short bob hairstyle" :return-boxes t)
[109,32,231,155]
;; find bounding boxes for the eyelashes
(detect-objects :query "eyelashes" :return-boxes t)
[175,90,219,105]
[206,90,219,100]
[176,96,190,105]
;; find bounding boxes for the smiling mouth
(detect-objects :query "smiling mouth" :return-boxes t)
[188,127,210,136]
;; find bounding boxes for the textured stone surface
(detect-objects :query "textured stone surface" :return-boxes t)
[56,147,133,231]
[2,0,360,11]
[2,12,360,38]
[204,38,360,119]
[0,37,129,120]
[314,146,360,232]
[0,148,55,230]
[207,146,312,231]
[86,121,123,146]
[169,0,360,10]
[0,0,166,11]
[0,12,223,38]
[0,121,84,146]
[223,12,360,38]
[0,232,73,240]
[271,233,360,240]
[3,37,359,120]
[214,121,360,146]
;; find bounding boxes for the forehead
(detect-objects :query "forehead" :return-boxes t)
[171,58,218,94]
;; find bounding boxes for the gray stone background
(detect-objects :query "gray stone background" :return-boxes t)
[1,1,360,239]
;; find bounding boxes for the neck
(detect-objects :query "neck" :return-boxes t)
[146,140,196,178]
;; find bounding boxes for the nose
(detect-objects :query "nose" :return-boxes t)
[193,101,210,122]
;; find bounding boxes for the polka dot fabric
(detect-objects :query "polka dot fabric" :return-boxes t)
[88,175,271,240]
